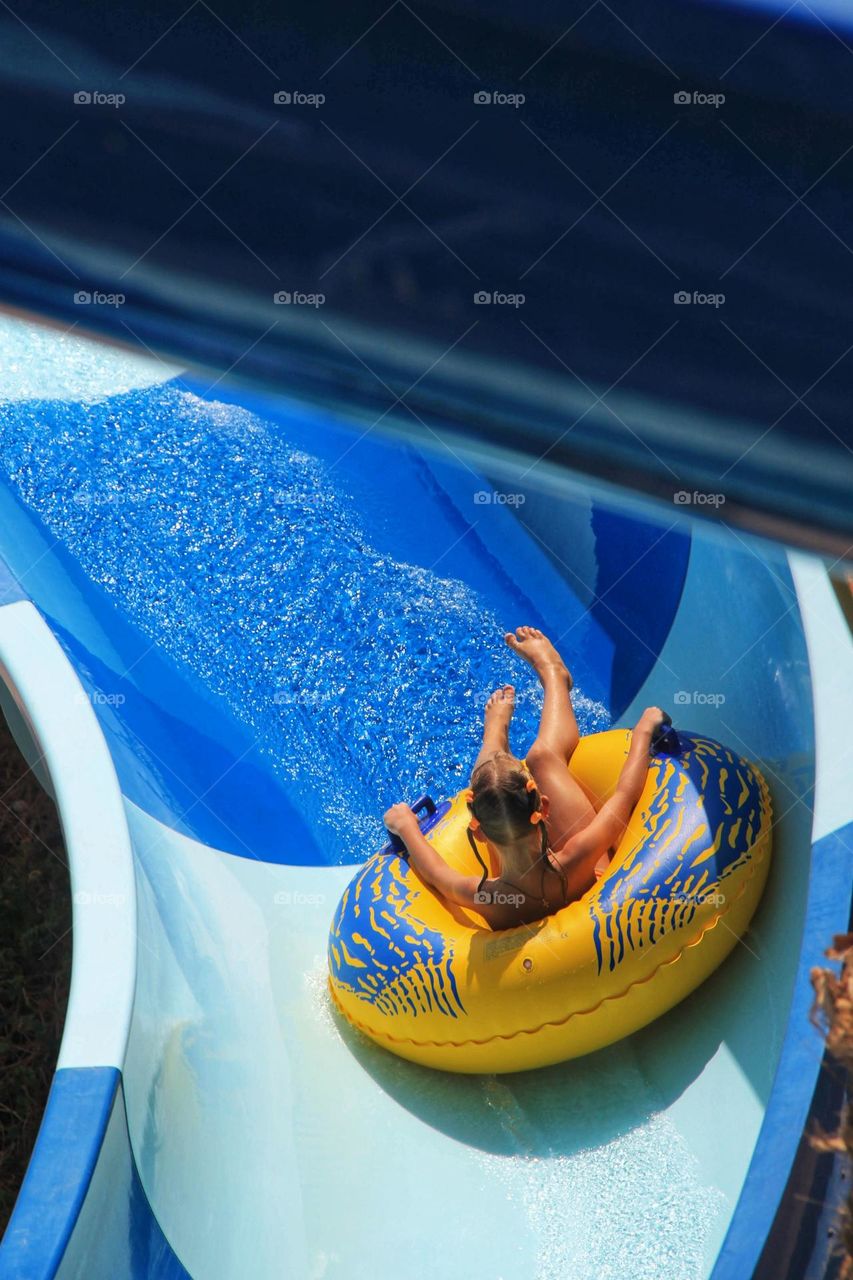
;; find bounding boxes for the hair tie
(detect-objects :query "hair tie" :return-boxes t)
[530,810,543,825]
[525,778,537,793]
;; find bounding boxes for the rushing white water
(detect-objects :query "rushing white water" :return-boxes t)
[0,316,609,859]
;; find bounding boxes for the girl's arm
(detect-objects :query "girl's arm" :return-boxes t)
[553,707,662,899]
[383,803,483,908]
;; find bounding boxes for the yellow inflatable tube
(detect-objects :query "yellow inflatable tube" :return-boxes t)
[328,728,772,1073]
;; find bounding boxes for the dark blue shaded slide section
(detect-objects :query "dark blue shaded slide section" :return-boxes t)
[590,506,690,718]
[1,1,852,549]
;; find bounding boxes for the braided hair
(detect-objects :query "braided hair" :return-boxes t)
[466,751,564,906]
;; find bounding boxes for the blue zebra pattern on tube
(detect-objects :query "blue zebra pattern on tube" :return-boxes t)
[329,853,467,1019]
[588,734,767,974]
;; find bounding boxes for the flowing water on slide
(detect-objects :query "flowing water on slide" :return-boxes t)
[0,319,728,1278]
[0,369,609,860]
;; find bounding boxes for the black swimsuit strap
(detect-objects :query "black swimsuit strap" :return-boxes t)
[544,848,570,908]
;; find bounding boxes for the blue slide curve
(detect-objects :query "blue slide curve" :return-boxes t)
[0,315,851,1279]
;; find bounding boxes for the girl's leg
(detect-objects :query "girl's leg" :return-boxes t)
[470,685,515,779]
[506,627,596,847]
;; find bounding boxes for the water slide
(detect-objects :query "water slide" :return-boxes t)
[2,0,853,561]
[0,314,851,1280]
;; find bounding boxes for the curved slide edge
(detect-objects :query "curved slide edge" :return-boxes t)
[0,589,136,1277]
[710,553,853,1280]
[54,1077,190,1280]
[0,1069,118,1280]
[713,819,853,1280]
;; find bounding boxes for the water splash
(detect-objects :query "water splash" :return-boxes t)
[477,1060,726,1280]
[0,380,609,860]
[0,312,180,402]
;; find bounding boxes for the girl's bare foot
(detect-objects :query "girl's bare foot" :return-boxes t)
[484,685,515,749]
[504,626,573,690]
